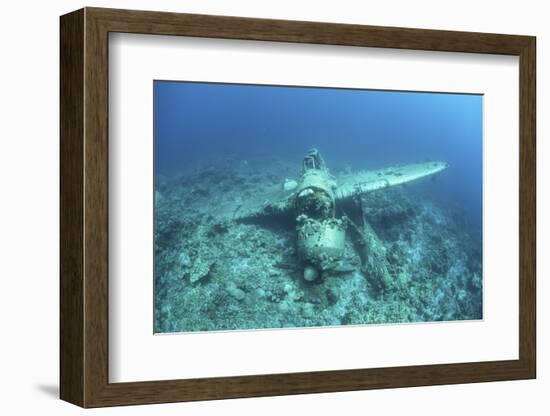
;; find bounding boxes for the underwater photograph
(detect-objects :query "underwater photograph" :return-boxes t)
[153,81,483,334]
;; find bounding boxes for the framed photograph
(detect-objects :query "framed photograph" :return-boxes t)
[60,7,536,407]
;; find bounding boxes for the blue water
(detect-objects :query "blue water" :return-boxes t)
[154,81,482,232]
[153,81,484,332]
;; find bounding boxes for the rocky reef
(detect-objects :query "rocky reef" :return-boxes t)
[154,158,482,333]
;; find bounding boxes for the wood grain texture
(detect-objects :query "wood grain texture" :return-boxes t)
[59,8,84,407]
[518,38,536,376]
[59,7,537,408]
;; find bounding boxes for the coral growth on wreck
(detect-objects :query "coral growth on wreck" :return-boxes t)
[154,159,482,333]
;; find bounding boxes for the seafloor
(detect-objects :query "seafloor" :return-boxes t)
[154,158,482,333]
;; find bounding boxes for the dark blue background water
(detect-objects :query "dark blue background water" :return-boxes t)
[154,81,482,233]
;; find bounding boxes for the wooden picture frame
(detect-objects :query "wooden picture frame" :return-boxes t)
[60,7,536,408]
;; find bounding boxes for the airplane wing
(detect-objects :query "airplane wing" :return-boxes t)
[220,183,295,222]
[334,161,448,200]
[224,161,448,221]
